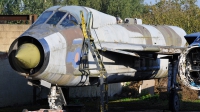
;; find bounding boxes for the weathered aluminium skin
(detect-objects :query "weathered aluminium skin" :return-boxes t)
[8,6,187,87]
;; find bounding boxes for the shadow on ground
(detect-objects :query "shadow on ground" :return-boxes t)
[0,97,200,112]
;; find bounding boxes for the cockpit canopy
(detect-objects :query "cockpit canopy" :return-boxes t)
[33,5,117,29]
[34,11,78,27]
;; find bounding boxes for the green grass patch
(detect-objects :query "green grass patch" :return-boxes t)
[1,96,200,111]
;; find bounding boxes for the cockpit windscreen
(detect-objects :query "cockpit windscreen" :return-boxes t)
[33,11,78,27]
[60,14,78,27]
[34,11,53,25]
[47,11,66,25]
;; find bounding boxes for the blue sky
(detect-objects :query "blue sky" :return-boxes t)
[143,0,200,7]
[143,0,157,5]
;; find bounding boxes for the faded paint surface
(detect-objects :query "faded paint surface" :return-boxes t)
[1,24,122,107]
[8,6,187,87]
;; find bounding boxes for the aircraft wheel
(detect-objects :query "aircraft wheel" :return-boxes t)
[169,92,180,112]
[56,102,63,110]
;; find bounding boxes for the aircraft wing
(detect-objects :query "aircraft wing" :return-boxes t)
[96,42,186,55]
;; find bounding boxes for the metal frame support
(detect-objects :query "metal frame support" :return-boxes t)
[0,15,37,24]
[167,55,180,112]
[80,11,108,112]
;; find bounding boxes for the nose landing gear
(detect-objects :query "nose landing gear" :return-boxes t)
[48,86,67,110]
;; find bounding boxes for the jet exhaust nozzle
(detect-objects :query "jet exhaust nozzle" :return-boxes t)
[179,46,200,90]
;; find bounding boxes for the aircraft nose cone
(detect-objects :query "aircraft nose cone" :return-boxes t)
[15,43,40,69]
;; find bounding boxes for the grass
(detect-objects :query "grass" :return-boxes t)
[1,95,200,111]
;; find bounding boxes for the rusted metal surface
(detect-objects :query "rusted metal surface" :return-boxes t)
[0,15,37,24]
[0,15,30,20]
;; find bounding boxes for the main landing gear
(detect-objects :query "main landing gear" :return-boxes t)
[168,55,181,112]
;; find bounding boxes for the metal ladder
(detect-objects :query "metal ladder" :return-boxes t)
[80,11,108,112]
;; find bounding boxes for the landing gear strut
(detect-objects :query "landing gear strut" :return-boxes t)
[169,90,180,112]
[168,55,181,112]
[48,86,67,110]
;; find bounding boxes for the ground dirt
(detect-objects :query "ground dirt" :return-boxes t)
[118,76,199,101]
[0,77,200,112]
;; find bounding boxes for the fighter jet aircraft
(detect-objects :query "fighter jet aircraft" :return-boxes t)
[8,5,187,111]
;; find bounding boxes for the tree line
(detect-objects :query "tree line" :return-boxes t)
[0,0,144,19]
[140,0,200,34]
[0,0,199,34]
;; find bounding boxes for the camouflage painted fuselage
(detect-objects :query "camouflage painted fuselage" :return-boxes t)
[8,6,187,86]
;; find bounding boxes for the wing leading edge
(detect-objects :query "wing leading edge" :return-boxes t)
[96,42,186,56]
